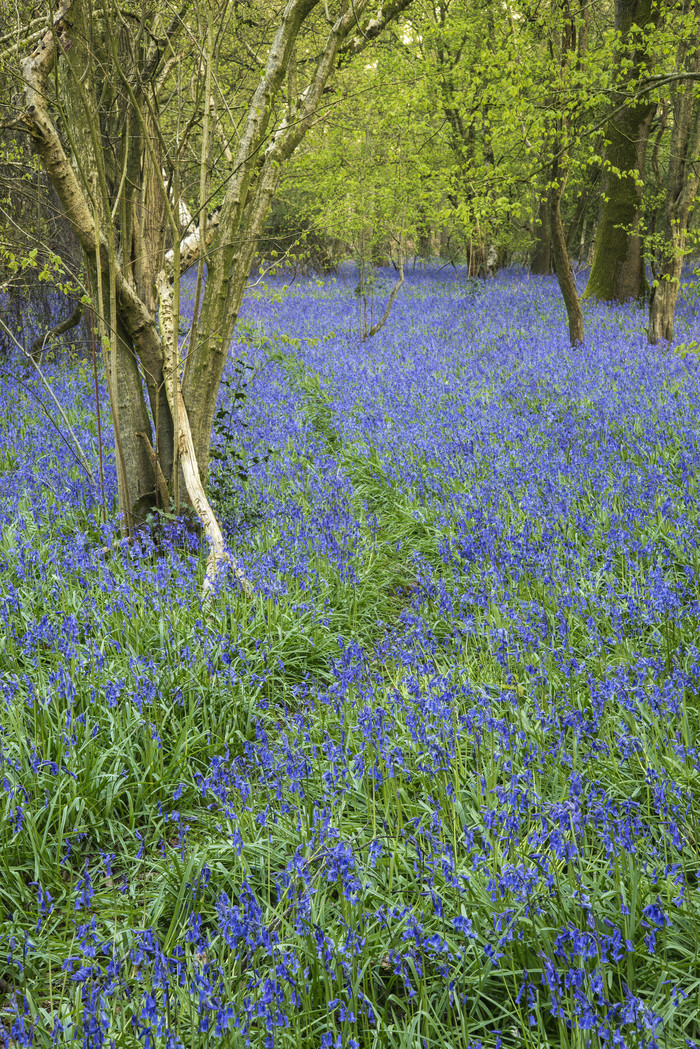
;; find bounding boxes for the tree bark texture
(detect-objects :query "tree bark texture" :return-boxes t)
[550,178,585,346]
[584,0,658,303]
[547,0,585,346]
[531,196,552,275]
[113,318,160,521]
[648,0,700,343]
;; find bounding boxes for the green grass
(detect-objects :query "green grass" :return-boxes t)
[2,278,700,1047]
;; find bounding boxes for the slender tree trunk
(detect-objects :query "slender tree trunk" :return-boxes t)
[417,205,431,260]
[546,0,586,346]
[184,158,284,475]
[565,164,599,258]
[531,196,552,274]
[550,178,584,345]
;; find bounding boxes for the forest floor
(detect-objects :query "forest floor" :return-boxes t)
[1,267,700,1048]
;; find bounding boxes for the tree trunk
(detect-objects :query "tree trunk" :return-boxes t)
[417,205,431,261]
[584,0,658,303]
[550,179,584,346]
[114,319,159,521]
[565,164,599,259]
[531,196,552,274]
[584,102,654,302]
[648,263,682,344]
[647,0,700,344]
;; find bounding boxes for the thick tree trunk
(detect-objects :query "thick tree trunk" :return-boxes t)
[648,265,682,344]
[550,180,584,345]
[131,111,174,491]
[584,102,654,302]
[531,197,552,275]
[584,0,657,303]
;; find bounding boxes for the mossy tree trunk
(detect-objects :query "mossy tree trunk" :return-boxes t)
[648,0,700,343]
[531,196,552,275]
[584,0,658,303]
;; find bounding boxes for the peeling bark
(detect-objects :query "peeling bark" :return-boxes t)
[157,271,251,597]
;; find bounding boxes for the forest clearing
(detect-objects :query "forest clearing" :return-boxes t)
[1,268,700,1046]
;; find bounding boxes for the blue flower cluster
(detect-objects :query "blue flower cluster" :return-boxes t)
[1,266,700,1047]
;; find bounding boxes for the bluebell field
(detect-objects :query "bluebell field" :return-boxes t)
[1,267,700,1048]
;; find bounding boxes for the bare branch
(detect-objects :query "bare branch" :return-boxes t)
[364,255,404,339]
[0,313,95,484]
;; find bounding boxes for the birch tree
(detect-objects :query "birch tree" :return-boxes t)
[6,0,411,591]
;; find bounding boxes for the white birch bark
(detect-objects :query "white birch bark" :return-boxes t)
[156,272,251,597]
